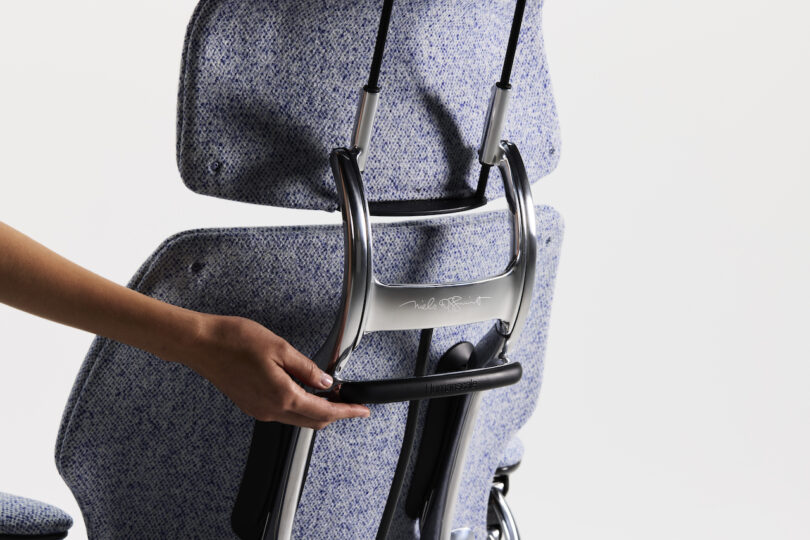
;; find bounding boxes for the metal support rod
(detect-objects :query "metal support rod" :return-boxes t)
[479,85,511,166]
[351,88,380,172]
[268,142,536,540]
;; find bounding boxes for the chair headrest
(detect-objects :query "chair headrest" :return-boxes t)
[177,0,560,211]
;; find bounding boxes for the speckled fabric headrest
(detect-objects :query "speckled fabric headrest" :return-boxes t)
[176,0,560,211]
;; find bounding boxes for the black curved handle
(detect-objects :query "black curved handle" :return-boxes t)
[335,362,522,404]
[368,194,488,217]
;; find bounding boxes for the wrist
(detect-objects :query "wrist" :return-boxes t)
[155,307,211,369]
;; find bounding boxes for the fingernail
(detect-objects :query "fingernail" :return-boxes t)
[320,373,333,388]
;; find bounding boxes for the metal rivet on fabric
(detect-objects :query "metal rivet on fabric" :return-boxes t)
[208,160,222,174]
[190,261,205,274]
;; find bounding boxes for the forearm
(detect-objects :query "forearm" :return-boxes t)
[0,221,202,360]
[0,221,369,425]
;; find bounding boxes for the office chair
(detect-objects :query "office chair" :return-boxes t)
[3,0,563,538]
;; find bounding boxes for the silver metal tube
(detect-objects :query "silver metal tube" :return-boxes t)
[351,88,380,172]
[273,151,374,540]
[490,485,521,540]
[479,85,511,166]
[435,144,537,539]
[439,392,484,539]
[275,428,314,539]
[327,152,374,375]
[311,150,374,378]
[496,143,537,352]
[451,528,475,540]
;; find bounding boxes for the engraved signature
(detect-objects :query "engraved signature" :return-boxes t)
[399,296,492,312]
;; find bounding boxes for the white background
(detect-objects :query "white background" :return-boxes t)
[1,1,808,539]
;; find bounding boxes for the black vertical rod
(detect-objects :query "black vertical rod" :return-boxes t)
[498,0,527,88]
[366,0,395,92]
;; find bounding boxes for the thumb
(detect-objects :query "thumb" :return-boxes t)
[279,342,334,390]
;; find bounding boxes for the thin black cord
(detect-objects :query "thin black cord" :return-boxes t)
[366,0,395,92]
[362,0,527,202]
[498,0,527,88]
[368,0,526,91]
[375,328,433,540]
[479,0,528,200]
[475,164,491,199]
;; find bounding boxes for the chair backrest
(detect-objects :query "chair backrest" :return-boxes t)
[56,0,563,538]
[56,210,562,538]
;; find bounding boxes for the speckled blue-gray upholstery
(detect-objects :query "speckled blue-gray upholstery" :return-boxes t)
[497,436,524,470]
[0,492,72,536]
[177,0,560,210]
[56,207,562,539]
[54,0,562,537]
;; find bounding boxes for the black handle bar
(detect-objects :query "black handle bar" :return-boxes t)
[334,361,522,404]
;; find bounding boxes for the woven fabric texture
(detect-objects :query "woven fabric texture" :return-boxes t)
[0,492,72,536]
[56,206,562,539]
[177,0,560,210]
[497,436,524,470]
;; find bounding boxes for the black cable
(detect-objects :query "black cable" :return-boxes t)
[475,164,491,200]
[362,0,527,202]
[498,0,527,89]
[366,0,395,92]
[478,0,528,199]
[375,328,433,540]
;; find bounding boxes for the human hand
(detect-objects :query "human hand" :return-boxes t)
[170,314,370,429]
[0,222,369,428]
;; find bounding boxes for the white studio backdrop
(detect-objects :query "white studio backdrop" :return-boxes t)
[1,1,808,539]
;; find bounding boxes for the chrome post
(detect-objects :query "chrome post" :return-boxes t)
[479,85,511,165]
[271,150,374,540]
[439,391,484,540]
[275,429,314,539]
[489,482,521,540]
[496,142,537,356]
[437,142,537,539]
[351,88,380,172]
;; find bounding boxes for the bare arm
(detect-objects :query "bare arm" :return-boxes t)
[0,221,369,428]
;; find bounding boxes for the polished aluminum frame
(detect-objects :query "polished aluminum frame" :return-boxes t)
[487,479,521,540]
[271,141,536,540]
